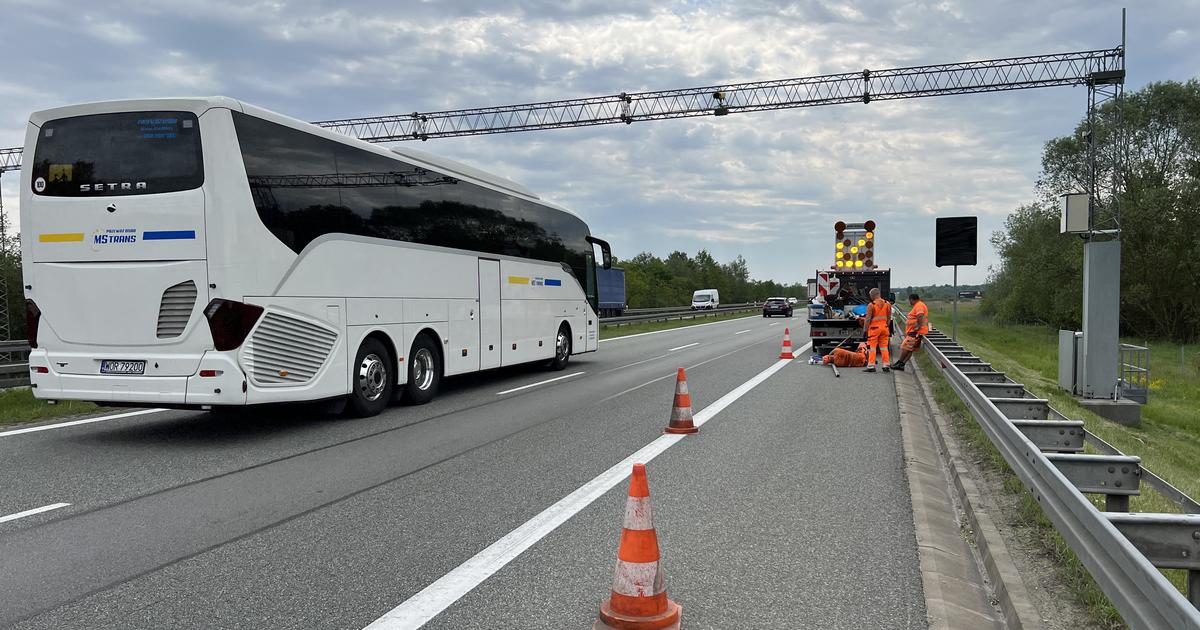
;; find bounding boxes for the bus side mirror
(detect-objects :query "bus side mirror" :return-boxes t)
[587,236,613,270]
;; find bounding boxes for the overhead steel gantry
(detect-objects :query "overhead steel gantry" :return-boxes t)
[0,46,1124,172]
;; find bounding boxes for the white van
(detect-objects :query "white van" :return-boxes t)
[691,289,720,310]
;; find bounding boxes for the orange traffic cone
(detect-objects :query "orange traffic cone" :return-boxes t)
[595,463,682,630]
[779,327,795,359]
[664,368,698,434]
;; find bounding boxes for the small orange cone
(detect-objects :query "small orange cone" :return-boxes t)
[664,368,698,434]
[594,463,682,630]
[779,327,795,359]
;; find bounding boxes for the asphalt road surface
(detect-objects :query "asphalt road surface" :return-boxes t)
[0,314,924,629]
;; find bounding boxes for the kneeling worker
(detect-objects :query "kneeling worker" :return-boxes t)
[823,343,868,367]
[863,288,891,373]
[891,293,929,371]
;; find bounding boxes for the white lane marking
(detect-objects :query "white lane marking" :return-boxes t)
[667,342,699,352]
[598,315,758,344]
[0,502,70,524]
[734,329,751,335]
[598,354,670,375]
[769,322,780,327]
[0,408,166,439]
[365,343,812,630]
[495,372,585,396]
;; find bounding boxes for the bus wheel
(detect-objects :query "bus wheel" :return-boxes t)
[403,334,441,405]
[349,337,394,417]
[548,324,571,371]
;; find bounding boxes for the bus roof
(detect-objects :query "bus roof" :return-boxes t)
[28,96,580,219]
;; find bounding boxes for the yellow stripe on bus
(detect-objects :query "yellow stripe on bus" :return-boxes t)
[507,276,530,285]
[38,233,85,243]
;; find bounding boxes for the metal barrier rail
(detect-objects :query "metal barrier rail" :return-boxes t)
[607,302,757,318]
[921,328,1200,628]
[600,304,760,326]
[0,340,30,389]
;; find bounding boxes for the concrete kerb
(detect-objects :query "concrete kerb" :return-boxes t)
[894,366,1006,630]
[909,359,1047,630]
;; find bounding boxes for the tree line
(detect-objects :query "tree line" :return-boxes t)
[620,250,808,308]
[984,79,1200,342]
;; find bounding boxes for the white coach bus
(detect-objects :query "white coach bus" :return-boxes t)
[20,97,612,417]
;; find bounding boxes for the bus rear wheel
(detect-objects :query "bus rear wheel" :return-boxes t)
[403,334,441,405]
[349,337,394,417]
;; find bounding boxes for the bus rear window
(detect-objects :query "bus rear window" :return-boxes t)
[31,111,203,197]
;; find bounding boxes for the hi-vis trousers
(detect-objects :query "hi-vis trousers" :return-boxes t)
[867,327,890,366]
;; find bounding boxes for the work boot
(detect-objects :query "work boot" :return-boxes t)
[882,365,891,373]
[891,362,905,371]
[863,366,876,373]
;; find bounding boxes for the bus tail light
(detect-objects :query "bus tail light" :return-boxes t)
[812,331,827,337]
[26,300,41,349]
[203,299,264,351]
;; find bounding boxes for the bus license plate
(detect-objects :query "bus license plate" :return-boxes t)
[100,360,146,375]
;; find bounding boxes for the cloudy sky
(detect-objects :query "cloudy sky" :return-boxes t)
[1,0,1197,286]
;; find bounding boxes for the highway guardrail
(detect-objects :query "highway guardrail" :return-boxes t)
[921,327,1200,628]
[600,304,760,327]
[0,340,30,389]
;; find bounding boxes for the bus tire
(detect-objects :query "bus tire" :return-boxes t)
[349,337,394,417]
[403,334,441,406]
[548,323,571,371]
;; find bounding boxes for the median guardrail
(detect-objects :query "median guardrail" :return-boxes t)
[0,340,30,389]
[921,327,1200,628]
[600,303,760,327]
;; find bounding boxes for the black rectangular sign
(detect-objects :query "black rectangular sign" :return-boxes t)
[936,216,977,267]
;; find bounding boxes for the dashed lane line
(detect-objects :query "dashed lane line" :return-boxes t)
[495,372,586,396]
[598,354,670,375]
[667,342,700,352]
[0,502,71,524]
[364,343,812,629]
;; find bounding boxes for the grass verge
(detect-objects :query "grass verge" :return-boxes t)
[600,309,760,339]
[0,388,102,428]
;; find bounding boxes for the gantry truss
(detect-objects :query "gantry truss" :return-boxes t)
[0,46,1123,171]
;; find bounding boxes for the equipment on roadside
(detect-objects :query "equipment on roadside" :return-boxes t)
[594,463,682,630]
[664,368,698,434]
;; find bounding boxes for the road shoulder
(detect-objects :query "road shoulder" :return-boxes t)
[894,365,1010,629]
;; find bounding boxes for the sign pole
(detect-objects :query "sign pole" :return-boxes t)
[952,265,959,342]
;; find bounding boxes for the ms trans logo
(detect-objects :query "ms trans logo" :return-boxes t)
[92,227,137,249]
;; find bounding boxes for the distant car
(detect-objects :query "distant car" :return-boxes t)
[787,297,798,305]
[762,297,793,318]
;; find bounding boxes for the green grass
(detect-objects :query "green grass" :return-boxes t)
[0,388,102,427]
[919,300,1197,626]
[600,309,760,339]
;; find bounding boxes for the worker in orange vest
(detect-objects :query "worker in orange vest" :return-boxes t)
[891,293,930,371]
[862,288,891,373]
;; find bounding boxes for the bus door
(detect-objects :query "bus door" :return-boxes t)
[477,259,502,370]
